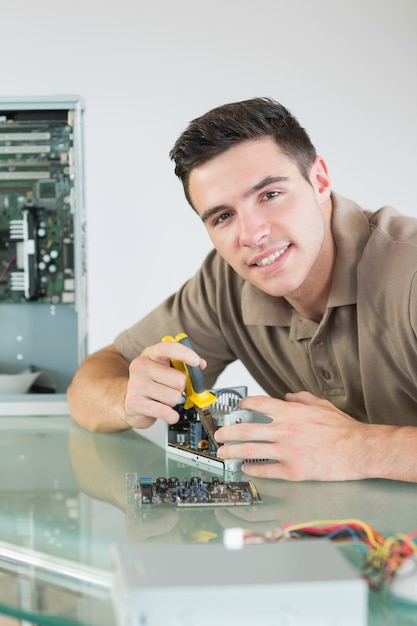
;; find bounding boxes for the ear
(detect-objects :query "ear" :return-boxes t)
[310,156,331,203]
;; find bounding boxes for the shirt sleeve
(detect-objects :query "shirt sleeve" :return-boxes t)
[113,249,243,387]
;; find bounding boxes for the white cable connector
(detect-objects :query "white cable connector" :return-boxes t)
[223,527,245,551]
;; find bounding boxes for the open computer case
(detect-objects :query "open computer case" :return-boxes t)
[0,96,87,415]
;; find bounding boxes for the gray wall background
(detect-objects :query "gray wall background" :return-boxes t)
[2,0,416,392]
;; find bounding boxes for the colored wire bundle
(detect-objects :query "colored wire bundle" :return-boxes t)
[241,518,417,590]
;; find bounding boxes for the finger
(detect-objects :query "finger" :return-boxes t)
[217,441,278,461]
[240,461,289,480]
[125,362,186,427]
[130,357,186,395]
[124,396,180,429]
[129,355,185,388]
[241,458,335,481]
[124,340,206,429]
[239,394,286,416]
[215,422,275,444]
[144,340,202,368]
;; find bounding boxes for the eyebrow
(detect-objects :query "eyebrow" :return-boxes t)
[200,175,290,223]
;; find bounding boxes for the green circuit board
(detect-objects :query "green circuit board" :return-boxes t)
[0,111,76,303]
[126,473,262,508]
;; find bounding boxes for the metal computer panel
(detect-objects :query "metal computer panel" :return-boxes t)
[112,541,368,626]
[0,96,86,414]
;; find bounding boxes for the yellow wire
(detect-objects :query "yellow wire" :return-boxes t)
[386,533,417,553]
[244,519,417,561]
[281,518,382,550]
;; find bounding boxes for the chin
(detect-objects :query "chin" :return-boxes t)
[254,277,301,298]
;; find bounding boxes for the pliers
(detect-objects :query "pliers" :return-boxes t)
[162,333,219,449]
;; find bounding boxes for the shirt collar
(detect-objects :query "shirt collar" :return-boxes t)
[241,192,371,326]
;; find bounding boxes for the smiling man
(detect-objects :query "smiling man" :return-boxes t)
[188,137,335,320]
[67,97,417,482]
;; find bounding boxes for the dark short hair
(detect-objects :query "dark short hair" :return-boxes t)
[170,97,317,207]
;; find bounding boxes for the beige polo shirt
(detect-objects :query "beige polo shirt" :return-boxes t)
[115,193,417,426]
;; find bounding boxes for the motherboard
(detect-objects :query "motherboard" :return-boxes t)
[0,107,77,304]
[0,97,85,397]
[166,386,273,474]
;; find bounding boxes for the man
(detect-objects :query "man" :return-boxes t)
[67,97,417,482]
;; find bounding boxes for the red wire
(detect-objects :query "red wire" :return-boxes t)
[0,254,16,282]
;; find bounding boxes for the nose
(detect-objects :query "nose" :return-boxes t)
[238,210,270,247]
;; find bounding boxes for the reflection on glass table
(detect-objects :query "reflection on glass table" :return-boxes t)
[68,419,417,626]
[1,416,417,625]
[0,417,112,625]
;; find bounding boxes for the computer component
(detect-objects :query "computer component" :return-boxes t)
[112,540,368,626]
[126,473,262,508]
[166,385,273,474]
[0,96,86,414]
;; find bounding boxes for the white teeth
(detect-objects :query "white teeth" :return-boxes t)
[256,247,288,267]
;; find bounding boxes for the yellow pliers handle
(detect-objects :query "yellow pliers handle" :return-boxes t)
[162,333,216,410]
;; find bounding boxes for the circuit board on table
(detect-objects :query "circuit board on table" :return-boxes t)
[126,473,262,507]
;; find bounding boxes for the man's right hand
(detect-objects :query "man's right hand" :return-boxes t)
[123,339,206,429]
[67,341,206,433]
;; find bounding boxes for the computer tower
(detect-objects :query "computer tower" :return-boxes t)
[0,95,86,414]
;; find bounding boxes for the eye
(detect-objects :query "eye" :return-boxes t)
[262,190,280,201]
[213,211,233,226]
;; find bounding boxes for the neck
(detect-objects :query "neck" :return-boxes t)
[286,251,336,322]
[286,208,336,322]
[286,294,330,323]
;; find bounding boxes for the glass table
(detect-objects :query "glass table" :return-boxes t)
[1,415,417,625]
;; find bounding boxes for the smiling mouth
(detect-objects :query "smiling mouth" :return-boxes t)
[254,246,289,267]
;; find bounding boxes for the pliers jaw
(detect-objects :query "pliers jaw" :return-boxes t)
[162,333,218,447]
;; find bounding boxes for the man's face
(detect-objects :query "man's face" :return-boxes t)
[188,137,333,302]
